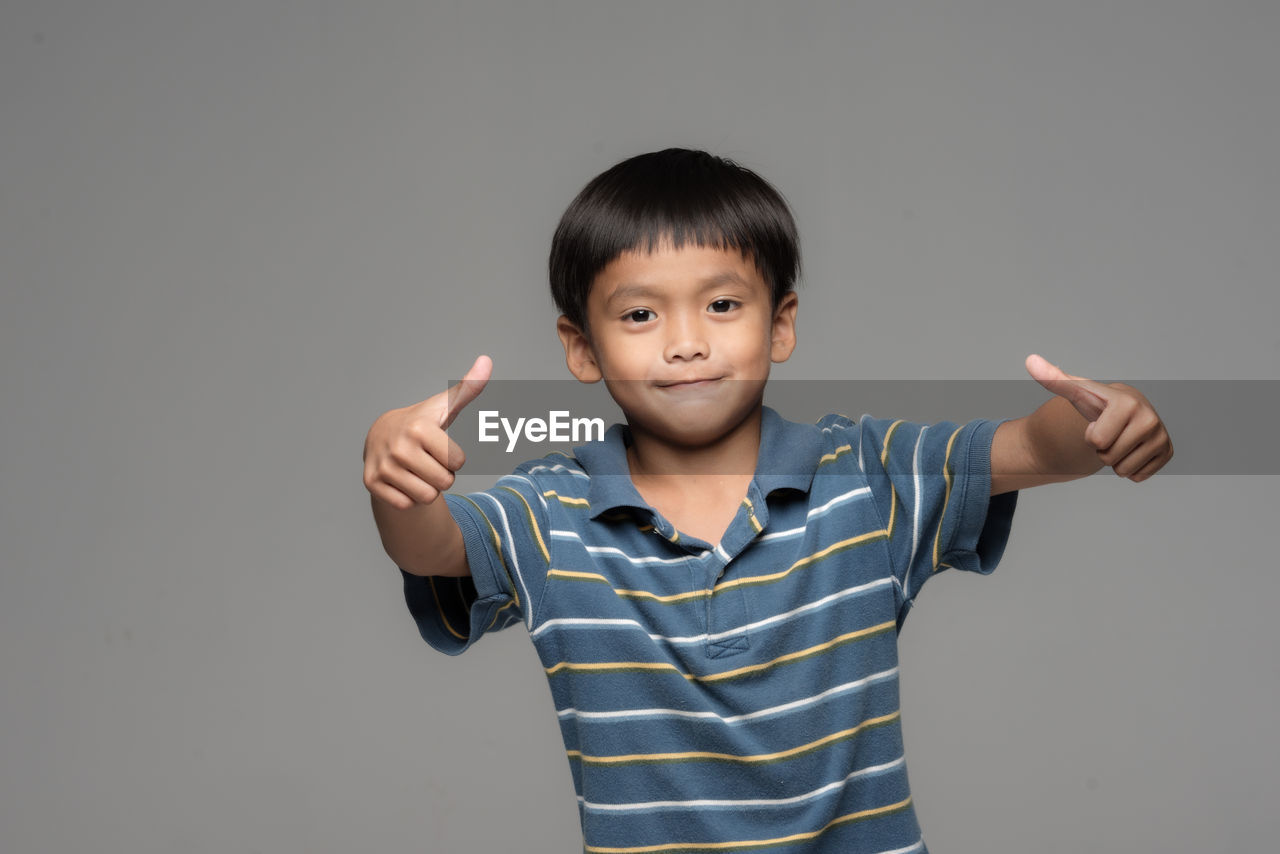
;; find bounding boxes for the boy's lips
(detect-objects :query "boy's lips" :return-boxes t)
[654,376,724,389]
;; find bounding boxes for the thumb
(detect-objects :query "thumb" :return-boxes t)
[441,355,493,429]
[1024,353,1109,421]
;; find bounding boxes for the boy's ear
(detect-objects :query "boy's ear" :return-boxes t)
[770,291,799,363]
[556,315,603,383]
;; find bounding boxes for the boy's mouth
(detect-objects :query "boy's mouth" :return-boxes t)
[654,376,724,390]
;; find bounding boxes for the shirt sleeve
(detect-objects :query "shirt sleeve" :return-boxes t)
[401,470,552,655]
[855,415,1018,609]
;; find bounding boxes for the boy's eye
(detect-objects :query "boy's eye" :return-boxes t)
[624,309,654,323]
[709,299,737,313]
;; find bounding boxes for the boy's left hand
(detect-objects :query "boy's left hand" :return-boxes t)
[1026,354,1174,482]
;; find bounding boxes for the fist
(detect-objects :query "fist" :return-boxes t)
[362,355,492,509]
[1026,354,1173,482]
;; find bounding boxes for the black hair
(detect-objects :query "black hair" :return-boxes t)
[549,148,800,333]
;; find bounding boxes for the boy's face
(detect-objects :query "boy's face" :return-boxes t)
[556,241,798,448]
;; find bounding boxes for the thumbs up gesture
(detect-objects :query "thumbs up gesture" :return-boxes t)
[363,355,492,509]
[1024,354,1173,482]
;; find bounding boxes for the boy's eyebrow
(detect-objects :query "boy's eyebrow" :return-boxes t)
[604,272,753,307]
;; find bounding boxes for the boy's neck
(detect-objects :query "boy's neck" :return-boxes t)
[624,405,762,485]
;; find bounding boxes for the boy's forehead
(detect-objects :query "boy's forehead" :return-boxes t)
[590,243,767,302]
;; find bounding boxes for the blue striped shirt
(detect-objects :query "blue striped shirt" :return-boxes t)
[403,406,1017,853]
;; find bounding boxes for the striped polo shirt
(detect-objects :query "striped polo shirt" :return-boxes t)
[403,406,1017,853]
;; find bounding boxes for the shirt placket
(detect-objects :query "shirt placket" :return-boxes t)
[701,481,769,660]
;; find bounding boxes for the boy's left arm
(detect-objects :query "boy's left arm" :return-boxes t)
[991,354,1174,496]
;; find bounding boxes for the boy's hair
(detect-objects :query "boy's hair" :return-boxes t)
[549,148,801,334]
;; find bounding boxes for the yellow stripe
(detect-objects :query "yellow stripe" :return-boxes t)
[501,485,550,564]
[547,569,702,603]
[569,710,900,767]
[816,444,853,467]
[694,620,895,683]
[633,523,680,543]
[485,599,515,631]
[879,420,903,469]
[546,660,680,677]
[543,489,590,507]
[546,530,888,604]
[932,427,963,570]
[428,576,467,640]
[880,420,904,538]
[458,495,520,609]
[545,620,895,683]
[460,495,503,558]
[547,568,608,583]
[584,795,912,853]
[885,480,898,538]
[714,530,887,594]
[742,496,763,533]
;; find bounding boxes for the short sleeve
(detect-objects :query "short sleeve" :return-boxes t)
[855,415,1018,606]
[401,471,552,655]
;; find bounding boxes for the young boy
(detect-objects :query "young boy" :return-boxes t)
[363,149,1172,853]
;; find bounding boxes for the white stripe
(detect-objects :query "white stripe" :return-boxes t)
[501,474,547,512]
[807,486,870,519]
[476,492,534,628]
[696,576,891,644]
[548,496,866,557]
[872,842,923,854]
[578,755,906,812]
[531,577,892,644]
[548,531,701,565]
[586,545,696,565]
[857,419,866,472]
[529,617,645,641]
[713,543,732,564]
[524,463,588,478]
[907,426,925,599]
[558,667,898,725]
[755,488,870,544]
[530,617,640,639]
[756,525,806,542]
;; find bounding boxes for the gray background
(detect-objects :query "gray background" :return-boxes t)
[2,1,1277,852]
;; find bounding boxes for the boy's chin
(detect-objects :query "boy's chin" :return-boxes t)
[623,397,763,453]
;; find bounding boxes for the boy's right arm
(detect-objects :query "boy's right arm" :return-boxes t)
[362,356,492,578]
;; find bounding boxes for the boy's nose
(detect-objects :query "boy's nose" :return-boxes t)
[663,315,709,362]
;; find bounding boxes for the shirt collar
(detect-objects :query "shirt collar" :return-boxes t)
[571,405,823,519]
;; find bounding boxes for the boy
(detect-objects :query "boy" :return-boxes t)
[363,149,1171,853]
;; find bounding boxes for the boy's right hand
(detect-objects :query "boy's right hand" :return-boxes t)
[362,355,492,510]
